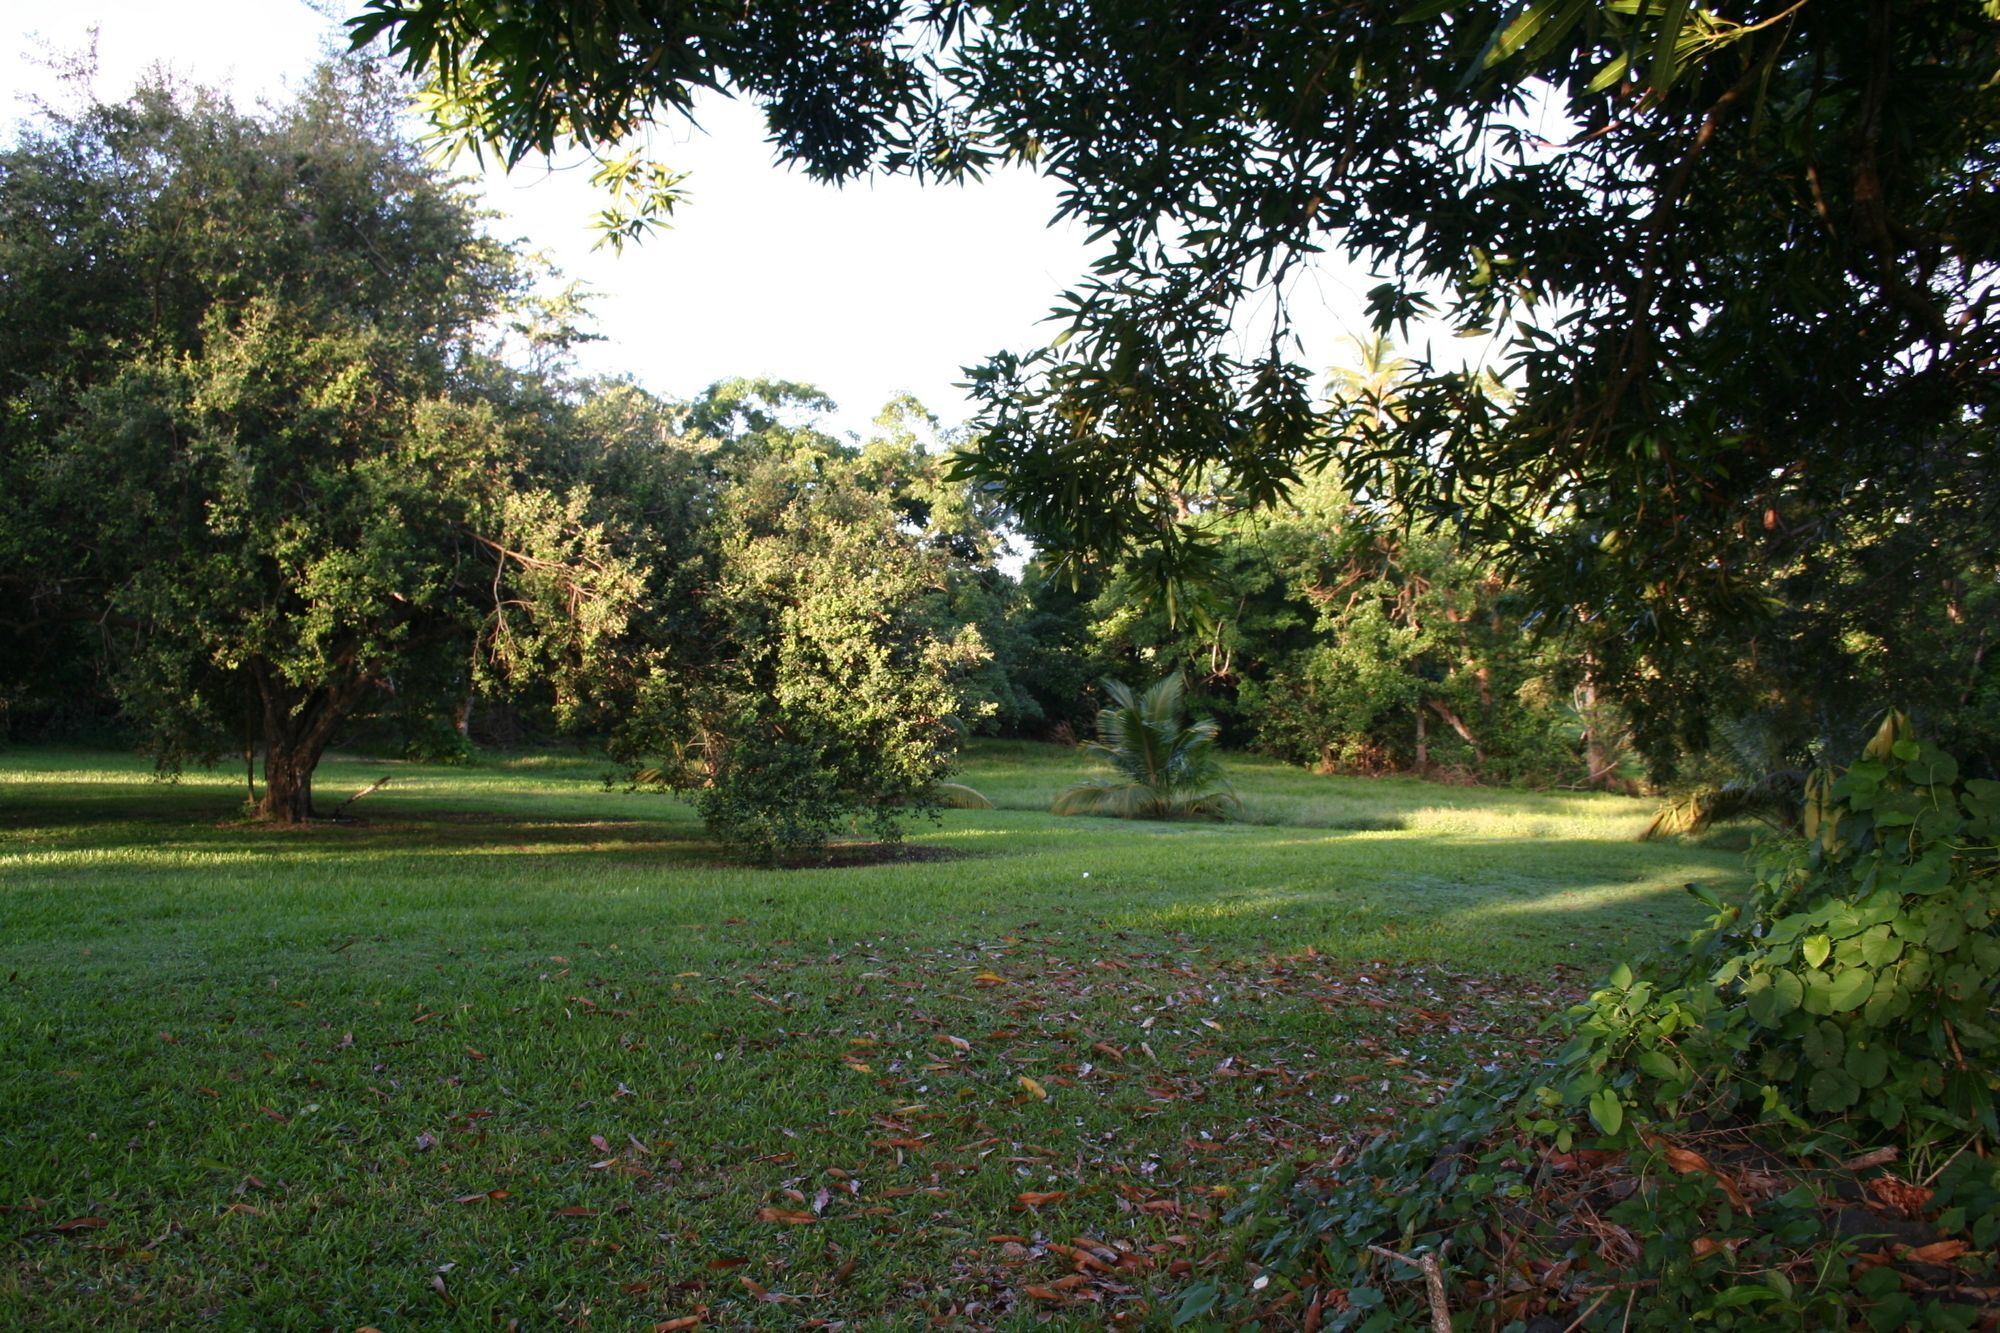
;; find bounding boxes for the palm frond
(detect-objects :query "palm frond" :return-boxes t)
[932,781,994,810]
[1052,673,1237,822]
[1639,770,1805,841]
[1138,673,1185,725]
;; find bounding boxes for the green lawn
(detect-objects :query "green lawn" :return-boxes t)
[0,742,1745,1329]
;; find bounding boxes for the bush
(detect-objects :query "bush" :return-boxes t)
[623,447,990,862]
[692,733,918,863]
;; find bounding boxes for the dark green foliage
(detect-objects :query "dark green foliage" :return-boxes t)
[1667,719,1999,1144]
[0,66,639,819]
[935,1,2000,779]
[1085,471,1594,785]
[358,0,2000,782]
[1002,560,1112,738]
[1051,675,1237,820]
[690,734,899,864]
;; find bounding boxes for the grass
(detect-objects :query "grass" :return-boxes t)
[0,741,1747,1329]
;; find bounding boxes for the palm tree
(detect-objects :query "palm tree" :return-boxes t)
[1051,675,1239,820]
[1637,714,1809,841]
[1325,334,1413,432]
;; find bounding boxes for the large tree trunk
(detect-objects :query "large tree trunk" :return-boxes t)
[253,665,362,824]
[259,741,323,823]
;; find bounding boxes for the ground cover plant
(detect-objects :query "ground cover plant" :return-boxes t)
[0,742,1740,1328]
[1200,717,2000,1330]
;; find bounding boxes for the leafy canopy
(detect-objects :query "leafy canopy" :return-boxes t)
[353,0,2000,769]
[0,65,640,819]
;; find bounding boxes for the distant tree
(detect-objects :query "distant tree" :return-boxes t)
[0,67,639,820]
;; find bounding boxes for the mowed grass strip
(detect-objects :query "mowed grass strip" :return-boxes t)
[0,743,1743,1329]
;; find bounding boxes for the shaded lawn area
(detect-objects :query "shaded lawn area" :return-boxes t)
[0,743,1746,1329]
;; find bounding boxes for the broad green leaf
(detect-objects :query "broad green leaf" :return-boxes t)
[1859,925,1903,969]
[1807,1066,1859,1112]
[1822,967,1874,1013]
[1845,1039,1888,1089]
[1588,1086,1624,1136]
[1900,853,1954,896]
[1801,1020,1843,1070]
[1637,1049,1681,1081]
[1745,969,1801,1025]
[1801,934,1830,969]
[1926,911,1966,953]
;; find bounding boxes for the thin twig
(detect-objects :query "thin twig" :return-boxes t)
[1920,1140,1974,1189]
[1365,1244,1451,1333]
[332,775,392,819]
[1561,1290,1612,1333]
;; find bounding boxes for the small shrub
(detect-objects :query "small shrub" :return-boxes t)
[1051,675,1238,820]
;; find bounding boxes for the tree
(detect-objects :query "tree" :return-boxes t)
[1051,674,1238,820]
[352,0,1998,772]
[0,66,638,820]
[613,407,995,861]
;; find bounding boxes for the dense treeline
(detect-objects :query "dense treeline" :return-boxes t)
[3,64,1994,850]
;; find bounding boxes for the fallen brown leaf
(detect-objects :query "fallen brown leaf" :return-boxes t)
[1898,1239,1970,1266]
[1866,1174,1935,1218]
[653,1315,705,1332]
[1656,1140,1751,1212]
[755,1208,816,1225]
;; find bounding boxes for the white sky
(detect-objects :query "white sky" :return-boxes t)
[1,0,1397,440]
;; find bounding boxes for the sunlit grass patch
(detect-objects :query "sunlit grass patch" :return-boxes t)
[0,740,1744,1328]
